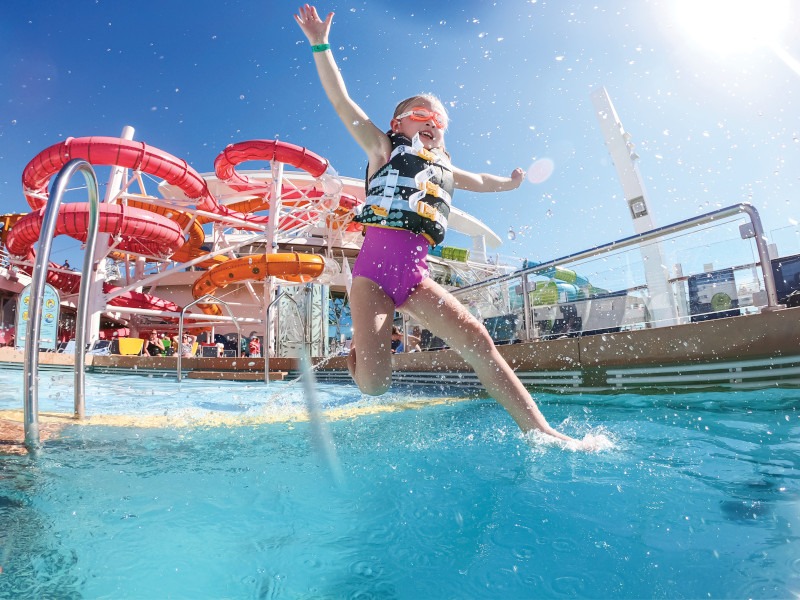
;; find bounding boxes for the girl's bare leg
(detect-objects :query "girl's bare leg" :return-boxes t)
[346,276,397,395]
[403,277,574,441]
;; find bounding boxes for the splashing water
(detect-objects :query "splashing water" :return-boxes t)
[299,351,344,488]
[0,371,798,598]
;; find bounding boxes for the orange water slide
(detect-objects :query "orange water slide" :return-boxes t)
[192,252,326,315]
[121,198,226,268]
[0,213,25,248]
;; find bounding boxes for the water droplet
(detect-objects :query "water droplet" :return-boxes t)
[507,227,516,240]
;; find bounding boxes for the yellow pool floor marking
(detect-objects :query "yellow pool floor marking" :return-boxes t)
[0,396,473,429]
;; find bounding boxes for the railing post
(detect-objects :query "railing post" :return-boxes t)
[520,272,532,341]
[741,204,783,310]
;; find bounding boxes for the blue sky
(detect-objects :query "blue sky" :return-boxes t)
[2,0,798,266]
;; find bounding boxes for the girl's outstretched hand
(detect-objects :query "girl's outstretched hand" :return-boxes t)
[294,4,333,45]
[510,167,525,189]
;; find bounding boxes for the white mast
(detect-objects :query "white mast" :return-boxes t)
[591,87,678,325]
[87,125,136,341]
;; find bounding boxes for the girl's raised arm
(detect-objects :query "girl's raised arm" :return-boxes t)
[294,5,388,163]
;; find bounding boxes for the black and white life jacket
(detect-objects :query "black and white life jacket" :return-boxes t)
[355,132,454,246]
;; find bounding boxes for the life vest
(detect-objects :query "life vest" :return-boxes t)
[355,132,454,246]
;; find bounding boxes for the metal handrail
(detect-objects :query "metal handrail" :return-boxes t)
[176,294,243,382]
[452,203,783,338]
[23,159,100,450]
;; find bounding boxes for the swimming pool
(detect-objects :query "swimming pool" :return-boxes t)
[1,371,798,598]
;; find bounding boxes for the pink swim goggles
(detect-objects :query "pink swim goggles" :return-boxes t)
[394,106,448,130]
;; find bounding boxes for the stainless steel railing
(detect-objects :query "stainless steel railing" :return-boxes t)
[451,202,782,341]
[24,159,100,450]
[176,294,243,382]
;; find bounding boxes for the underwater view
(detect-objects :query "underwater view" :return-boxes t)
[1,371,798,598]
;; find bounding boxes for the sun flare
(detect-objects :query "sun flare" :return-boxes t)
[673,0,790,55]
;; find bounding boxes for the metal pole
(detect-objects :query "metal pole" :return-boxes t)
[520,271,532,341]
[87,125,135,344]
[23,159,99,449]
[73,163,102,419]
[177,312,185,382]
[263,279,270,384]
[741,204,783,310]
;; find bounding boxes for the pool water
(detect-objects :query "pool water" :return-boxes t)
[1,371,799,598]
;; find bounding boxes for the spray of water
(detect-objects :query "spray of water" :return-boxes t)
[299,351,345,488]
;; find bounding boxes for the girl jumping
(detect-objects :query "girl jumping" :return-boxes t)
[295,4,598,448]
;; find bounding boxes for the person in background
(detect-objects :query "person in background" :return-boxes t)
[162,334,173,356]
[405,328,422,353]
[248,335,262,358]
[390,326,404,353]
[145,330,165,356]
[171,333,196,358]
[390,326,423,353]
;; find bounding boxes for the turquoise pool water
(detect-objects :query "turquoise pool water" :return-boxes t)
[1,371,799,598]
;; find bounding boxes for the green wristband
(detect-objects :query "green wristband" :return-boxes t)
[311,43,331,53]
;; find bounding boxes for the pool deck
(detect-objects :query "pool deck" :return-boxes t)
[1,305,799,394]
[2,306,798,455]
[0,412,69,455]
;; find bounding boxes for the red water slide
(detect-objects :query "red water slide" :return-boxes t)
[13,254,181,314]
[22,136,215,212]
[214,139,361,229]
[13,136,212,314]
[12,135,360,317]
[214,139,329,191]
[6,203,184,258]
